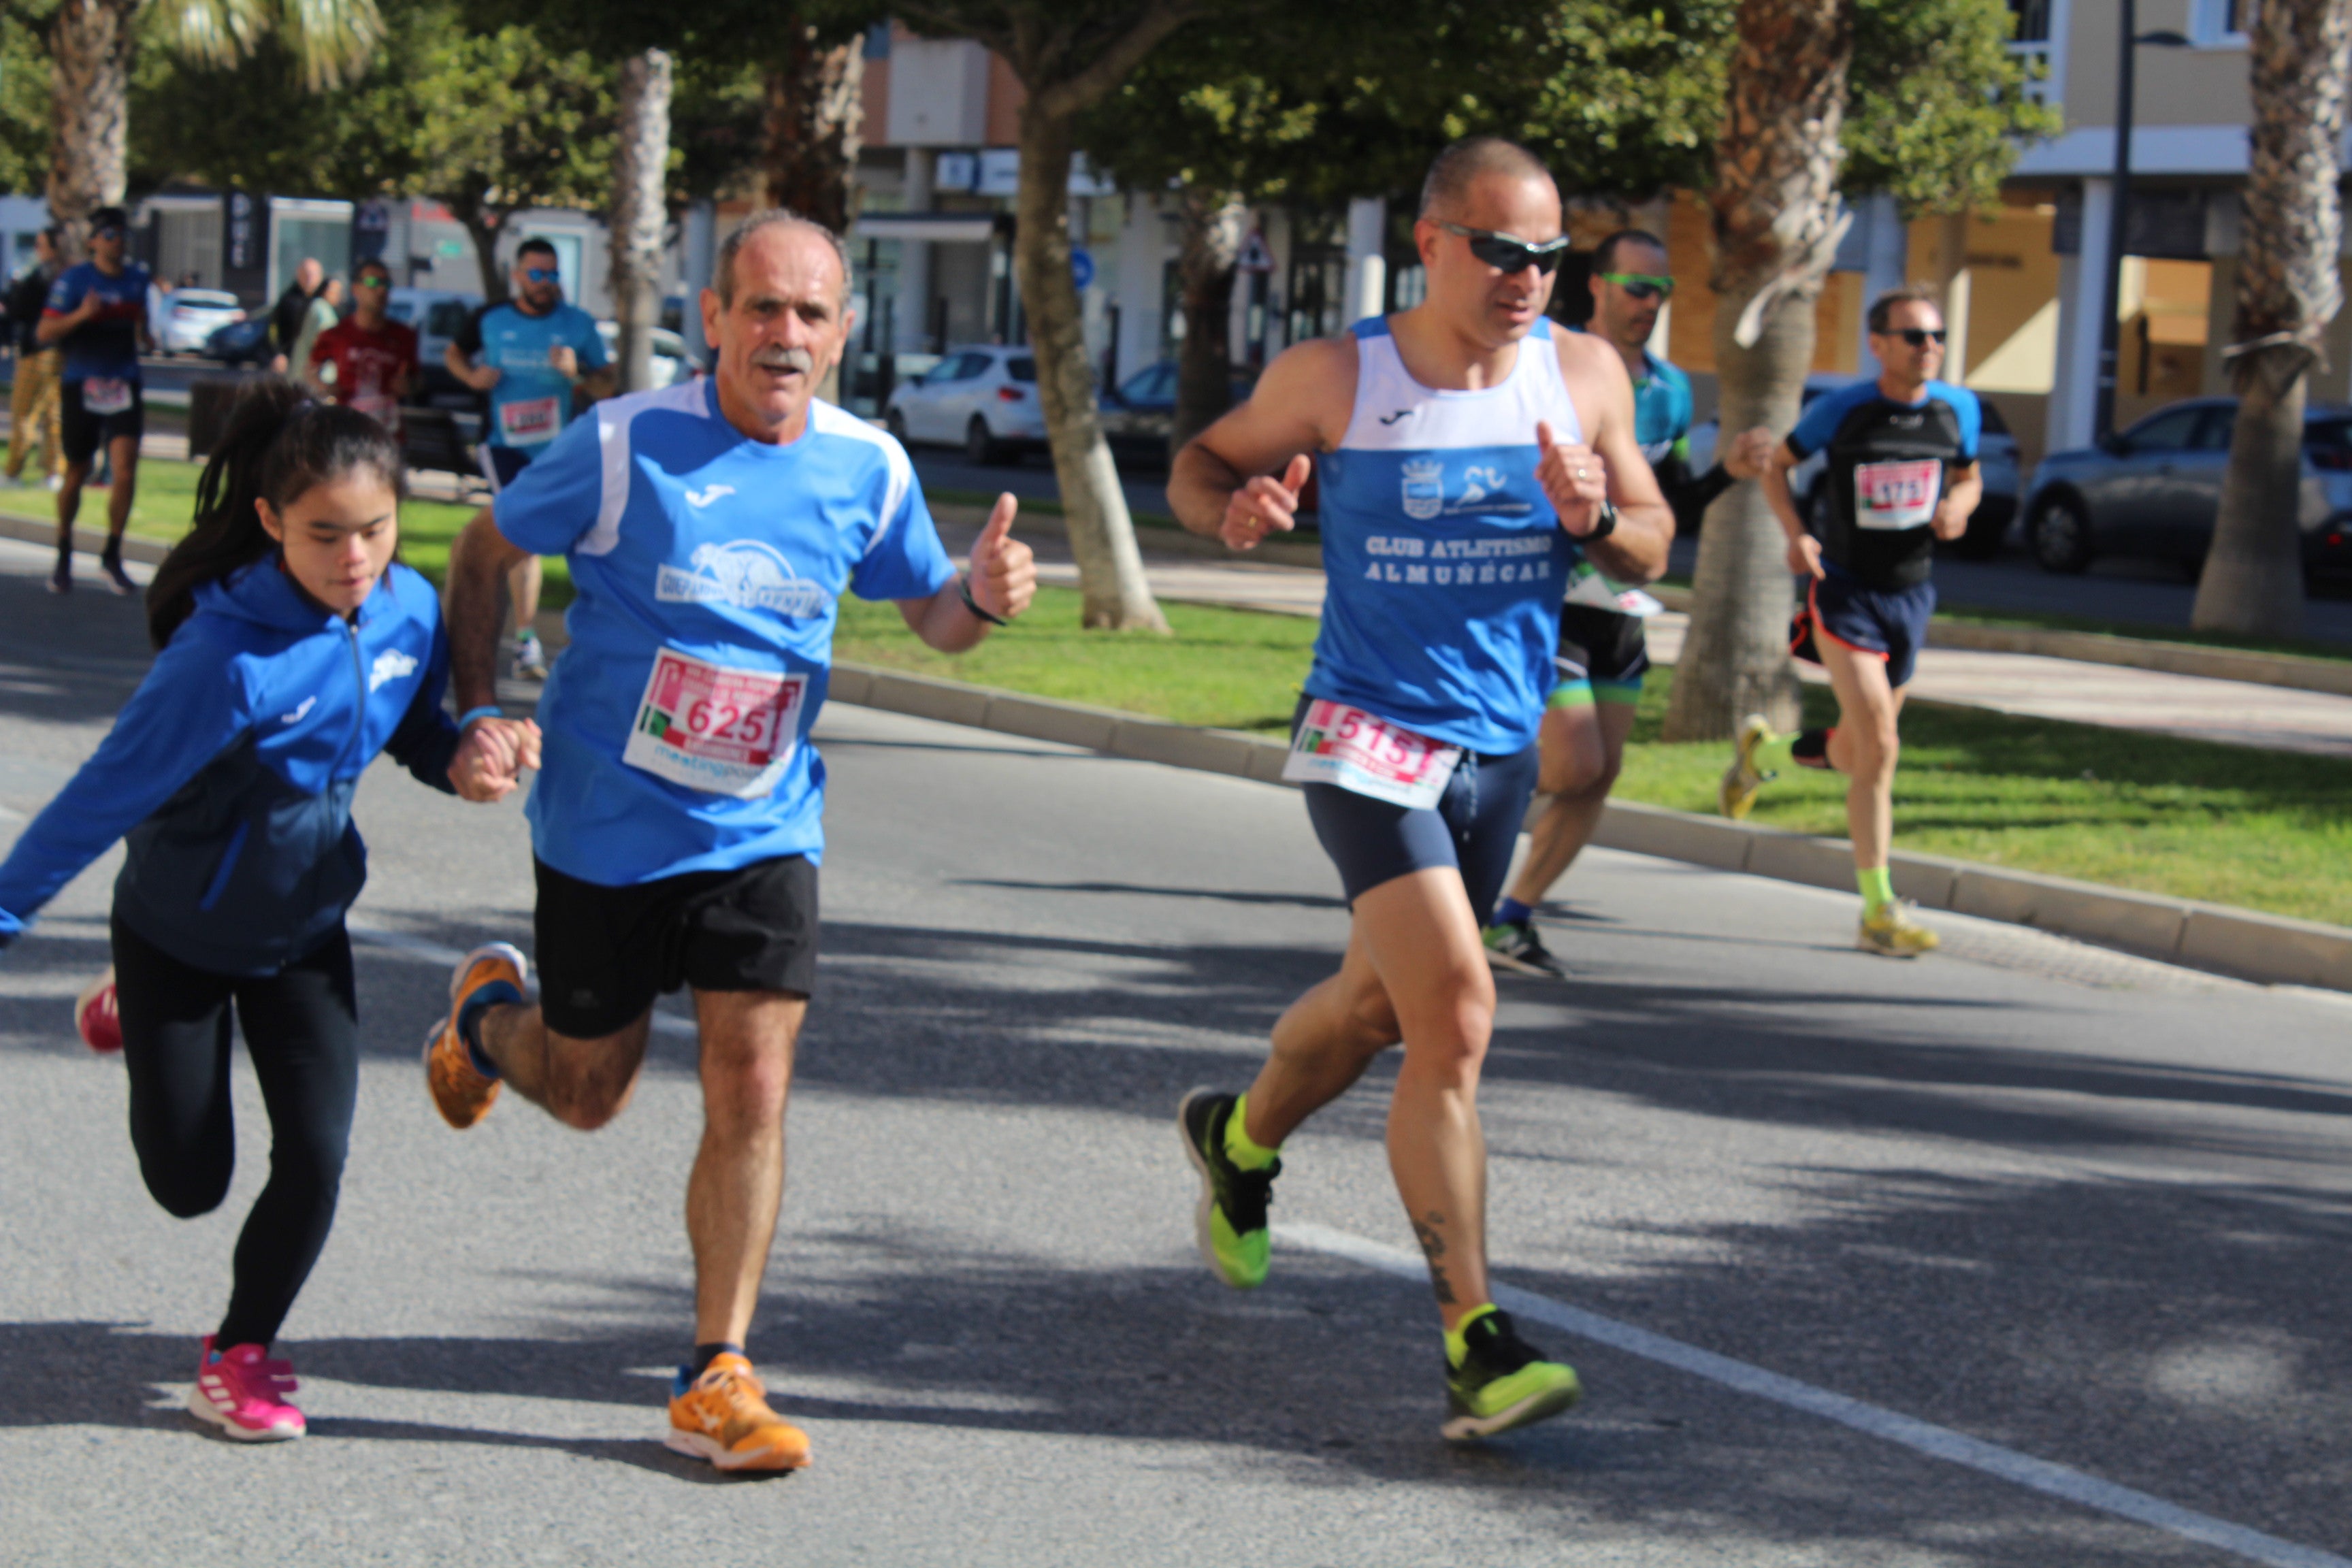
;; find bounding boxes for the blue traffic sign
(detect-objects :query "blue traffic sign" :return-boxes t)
[1071,248,1096,290]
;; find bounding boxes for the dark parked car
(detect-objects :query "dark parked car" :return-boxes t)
[2021,396,2352,574]
[203,316,274,366]
[1098,359,1258,463]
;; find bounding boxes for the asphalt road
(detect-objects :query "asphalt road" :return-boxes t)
[3,536,2350,1567]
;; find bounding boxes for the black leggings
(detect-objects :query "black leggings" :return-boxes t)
[111,915,359,1350]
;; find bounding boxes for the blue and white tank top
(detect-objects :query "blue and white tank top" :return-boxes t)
[1307,315,1584,754]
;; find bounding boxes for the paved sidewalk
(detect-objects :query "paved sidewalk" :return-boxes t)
[938,517,2352,760]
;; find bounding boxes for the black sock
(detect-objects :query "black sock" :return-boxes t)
[689,1341,745,1378]
[1792,728,1833,768]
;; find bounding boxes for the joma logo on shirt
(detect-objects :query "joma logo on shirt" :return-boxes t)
[655,540,832,617]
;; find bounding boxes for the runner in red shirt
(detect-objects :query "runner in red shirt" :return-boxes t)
[306,258,416,431]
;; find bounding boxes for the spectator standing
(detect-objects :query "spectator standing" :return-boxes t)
[307,259,417,431]
[3,227,64,491]
[37,206,152,595]
[268,258,323,374]
[288,277,343,381]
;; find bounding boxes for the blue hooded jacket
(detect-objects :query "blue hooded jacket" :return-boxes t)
[0,557,461,975]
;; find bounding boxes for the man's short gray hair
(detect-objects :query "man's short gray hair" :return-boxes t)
[714,210,854,308]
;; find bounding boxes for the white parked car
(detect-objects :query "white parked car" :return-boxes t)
[883,344,1046,463]
[594,321,699,389]
[158,289,244,356]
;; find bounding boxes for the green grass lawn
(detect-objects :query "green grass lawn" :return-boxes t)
[840,583,2352,927]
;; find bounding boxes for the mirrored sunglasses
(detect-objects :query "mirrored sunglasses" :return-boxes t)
[523,267,561,284]
[1597,271,1676,302]
[1437,222,1569,276]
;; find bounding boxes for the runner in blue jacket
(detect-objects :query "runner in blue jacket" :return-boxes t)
[0,380,537,1442]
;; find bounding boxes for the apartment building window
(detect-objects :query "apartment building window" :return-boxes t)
[2191,0,2253,45]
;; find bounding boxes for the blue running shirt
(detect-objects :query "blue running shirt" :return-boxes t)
[494,380,956,884]
[464,301,609,451]
[44,261,152,382]
[1632,350,1694,466]
[1308,316,1584,754]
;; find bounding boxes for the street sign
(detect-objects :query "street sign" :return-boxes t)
[1237,229,1274,272]
[1071,248,1096,290]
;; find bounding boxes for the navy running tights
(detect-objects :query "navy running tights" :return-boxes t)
[110,915,359,1350]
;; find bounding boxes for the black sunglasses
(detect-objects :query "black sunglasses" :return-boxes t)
[1885,327,1947,347]
[91,226,125,241]
[1437,222,1569,275]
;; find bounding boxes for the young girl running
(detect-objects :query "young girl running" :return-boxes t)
[0,380,538,1441]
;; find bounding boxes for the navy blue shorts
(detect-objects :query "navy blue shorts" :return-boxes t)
[1797,567,1936,688]
[480,444,534,492]
[1293,698,1539,920]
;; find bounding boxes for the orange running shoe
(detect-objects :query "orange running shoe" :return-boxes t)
[666,1354,812,1473]
[421,942,525,1130]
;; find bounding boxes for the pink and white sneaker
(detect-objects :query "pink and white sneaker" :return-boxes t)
[75,970,120,1054]
[188,1336,306,1442]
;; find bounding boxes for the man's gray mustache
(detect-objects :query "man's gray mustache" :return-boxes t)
[752,348,816,373]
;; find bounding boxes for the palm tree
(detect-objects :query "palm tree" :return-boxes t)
[1661,0,1851,741]
[46,0,382,256]
[609,47,672,395]
[2191,0,2352,638]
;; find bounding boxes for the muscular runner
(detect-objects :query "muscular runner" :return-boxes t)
[1167,137,1671,1440]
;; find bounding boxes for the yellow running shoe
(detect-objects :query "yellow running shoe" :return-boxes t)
[666,1354,813,1472]
[1858,900,1940,958]
[1718,713,1777,821]
[421,942,523,1129]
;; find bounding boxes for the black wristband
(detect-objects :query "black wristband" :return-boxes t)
[1586,500,1619,541]
[958,573,1008,626]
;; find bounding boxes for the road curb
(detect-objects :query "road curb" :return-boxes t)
[0,512,174,565]
[833,659,2352,992]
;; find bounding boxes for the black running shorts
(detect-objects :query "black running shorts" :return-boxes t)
[61,378,145,465]
[533,855,819,1039]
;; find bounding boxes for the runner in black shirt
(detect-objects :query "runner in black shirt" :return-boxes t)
[1720,285,1982,957]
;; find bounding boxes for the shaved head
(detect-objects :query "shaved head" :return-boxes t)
[1418,136,1554,219]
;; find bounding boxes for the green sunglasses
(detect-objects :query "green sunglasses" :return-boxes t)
[1597,271,1675,302]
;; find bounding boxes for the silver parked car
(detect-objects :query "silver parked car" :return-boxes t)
[159,289,245,356]
[883,344,1046,464]
[2022,396,2352,574]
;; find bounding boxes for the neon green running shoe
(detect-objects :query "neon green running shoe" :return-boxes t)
[1858,900,1940,958]
[1441,1307,1583,1441]
[1177,1088,1277,1290]
[1718,712,1777,821]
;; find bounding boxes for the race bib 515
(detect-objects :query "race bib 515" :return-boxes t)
[1281,700,1461,810]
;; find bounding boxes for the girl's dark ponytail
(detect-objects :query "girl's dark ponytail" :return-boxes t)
[145,377,406,649]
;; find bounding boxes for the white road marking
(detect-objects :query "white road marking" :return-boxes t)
[1281,1222,2349,1568]
[346,922,696,1036]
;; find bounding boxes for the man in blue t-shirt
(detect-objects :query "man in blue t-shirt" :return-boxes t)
[37,207,151,595]
[1722,285,1982,958]
[446,237,614,679]
[420,210,1035,1474]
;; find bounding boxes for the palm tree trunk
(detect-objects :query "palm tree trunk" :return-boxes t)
[763,25,865,233]
[2191,0,2351,637]
[1662,0,1852,742]
[47,0,140,261]
[1014,102,1167,630]
[1171,186,1246,459]
[610,48,674,397]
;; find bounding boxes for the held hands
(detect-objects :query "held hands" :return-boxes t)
[1222,454,1312,551]
[1535,420,1608,536]
[966,491,1036,623]
[1723,426,1777,483]
[448,717,542,802]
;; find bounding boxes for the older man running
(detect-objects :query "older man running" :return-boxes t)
[421,210,1035,1472]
